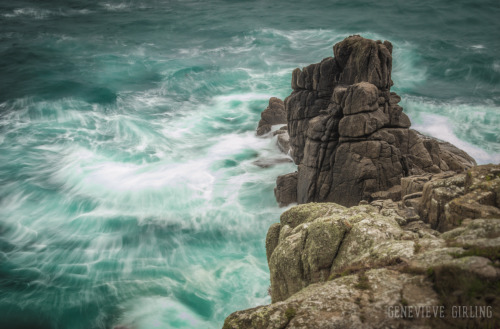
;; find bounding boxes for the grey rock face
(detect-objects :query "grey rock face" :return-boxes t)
[274,172,298,207]
[277,35,476,207]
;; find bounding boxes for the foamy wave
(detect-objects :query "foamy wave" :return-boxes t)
[403,96,500,164]
[2,7,92,19]
[101,2,131,11]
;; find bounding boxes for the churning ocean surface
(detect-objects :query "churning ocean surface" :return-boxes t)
[0,0,499,328]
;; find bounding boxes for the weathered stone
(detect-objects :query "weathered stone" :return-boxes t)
[371,185,402,201]
[265,223,281,265]
[276,35,476,207]
[401,174,432,197]
[224,269,439,329]
[272,125,288,136]
[342,82,379,115]
[276,131,290,154]
[420,164,500,231]
[257,97,287,136]
[419,173,466,231]
[333,35,393,90]
[267,203,413,302]
[226,192,500,328]
[274,172,298,207]
[338,107,389,137]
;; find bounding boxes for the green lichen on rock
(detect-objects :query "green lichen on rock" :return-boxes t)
[284,307,296,320]
[267,203,412,302]
[354,272,370,290]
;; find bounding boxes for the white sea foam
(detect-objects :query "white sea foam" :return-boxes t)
[493,61,500,73]
[2,8,52,19]
[404,97,500,164]
[215,92,274,102]
[471,44,485,49]
[113,296,211,329]
[412,113,498,164]
[2,7,92,19]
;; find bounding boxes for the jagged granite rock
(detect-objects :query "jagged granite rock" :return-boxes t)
[224,201,500,329]
[257,97,287,136]
[266,203,410,303]
[420,164,500,231]
[276,35,475,207]
[224,269,439,329]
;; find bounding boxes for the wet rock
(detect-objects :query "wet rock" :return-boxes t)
[276,131,290,154]
[256,97,287,136]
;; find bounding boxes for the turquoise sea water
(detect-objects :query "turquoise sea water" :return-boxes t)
[1,1,499,328]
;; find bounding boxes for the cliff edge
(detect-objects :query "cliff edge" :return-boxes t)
[224,165,500,329]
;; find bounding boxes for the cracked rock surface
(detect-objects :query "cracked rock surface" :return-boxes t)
[224,201,500,329]
[269,35,475,207]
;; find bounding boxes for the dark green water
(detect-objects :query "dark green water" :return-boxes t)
[0,1,499,328]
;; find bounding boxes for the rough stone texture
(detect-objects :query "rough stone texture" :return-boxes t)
[420,164,500,231]
[276,35,476,207]
[257,97,287,136]
[268,203,412,302]
[224,197,500,329]
[371,185,402,201]
[277,131,290,154]
[401,174,432,197]
[224,269,439,329]
[274,172,298,207]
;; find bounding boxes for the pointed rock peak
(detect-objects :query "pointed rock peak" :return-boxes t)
[333,35,393,90]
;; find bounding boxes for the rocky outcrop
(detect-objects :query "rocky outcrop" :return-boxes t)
[419,164,500,231]
[271,35,475,207]
[224,198,500,329]
[256,97,287,136]
[235,35,498,329]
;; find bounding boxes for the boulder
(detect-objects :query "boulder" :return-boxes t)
[256,97,287,136]
[267,203,410,302]
[274,172,298,207]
